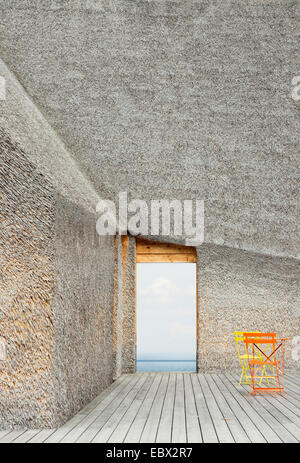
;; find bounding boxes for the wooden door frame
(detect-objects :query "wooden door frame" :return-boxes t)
[135,237,198,371]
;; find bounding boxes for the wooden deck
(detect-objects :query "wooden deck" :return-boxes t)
[1,372,300,443]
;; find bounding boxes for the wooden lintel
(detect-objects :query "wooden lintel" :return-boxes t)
[136,238,197,263]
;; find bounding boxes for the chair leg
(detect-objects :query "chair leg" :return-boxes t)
[244,363,251,385]
[275,363,281,390]
[262,365,270,386]
[259,367,263,386]
[239,369,244,386]
[239,360,250,385]
[250,365,256,395]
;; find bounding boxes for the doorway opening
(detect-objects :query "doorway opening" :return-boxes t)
[135,238,198,372]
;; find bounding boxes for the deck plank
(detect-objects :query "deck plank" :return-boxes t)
[124,375,162,443]
[197,374,234,443]
[58,375,134,443]
[230,374,299,443]
[172,374,187,443]
[279,384,300,413]
[266,389,300,419]
[284,380,300,399]
[73,375,140,443]
[155,373,176,443]
[92,374,149,443]
[0,430,27,443]
[205,374,250,443]
[265,395,300,428]
[140,374,169,443]
[285,374,300,387]
[46,374,130,443]
[217,374,279,443]
[108,374,155,443]
[0,430,12,440]
[233,372,300,438]
[184,374,202,443]
[285,376,300,393]
[27,429,57,443]
[13,429,41,443]
[212,374,266,444]
[2,372,300,444]
[78,374,146,443]
[190,373,218,443]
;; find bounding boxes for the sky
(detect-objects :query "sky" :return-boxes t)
[136,263,196,361]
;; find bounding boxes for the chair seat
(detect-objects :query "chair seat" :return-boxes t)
[240,354,261,359]
[249,360,278,366]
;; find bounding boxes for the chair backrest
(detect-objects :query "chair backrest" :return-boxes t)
[234,331,246,341]
[243,332,277,361]
[234,331,260,359]
[243,332,276,346]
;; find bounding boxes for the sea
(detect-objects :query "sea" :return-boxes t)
[136,360,196,372]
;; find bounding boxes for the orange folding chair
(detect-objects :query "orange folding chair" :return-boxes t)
[243,332,289,396]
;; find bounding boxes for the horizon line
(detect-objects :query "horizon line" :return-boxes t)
[137,359,196,362]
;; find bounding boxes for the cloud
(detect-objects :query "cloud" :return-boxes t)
[141,277,177,305]
[141,277,195,303]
